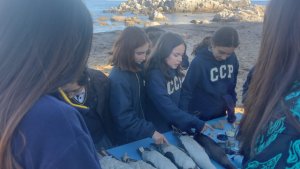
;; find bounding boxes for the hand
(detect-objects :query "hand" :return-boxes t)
[201,123,214,133]
[227,114,237,123]
[152,131,168,144]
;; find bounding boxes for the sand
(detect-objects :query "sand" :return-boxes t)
[88,22,263,105]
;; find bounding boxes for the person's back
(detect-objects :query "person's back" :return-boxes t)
[242,82,300,168]
[12,96,100,168]
[0,0,101,168]
[237,0,300,168]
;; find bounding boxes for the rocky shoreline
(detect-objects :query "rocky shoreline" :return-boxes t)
[99,0,265,26]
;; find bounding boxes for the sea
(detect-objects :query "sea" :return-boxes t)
[83,0,269,33]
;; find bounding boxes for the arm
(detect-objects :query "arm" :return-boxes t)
[147,71,204,131]
[224,54,239,123]
[109,77,155,141]
[179,57,202,112]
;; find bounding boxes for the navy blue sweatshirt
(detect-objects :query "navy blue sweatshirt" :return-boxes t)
[109,67,156,145]
[180,47,239,120]
[145,69,205,133]
[12,95,101,169]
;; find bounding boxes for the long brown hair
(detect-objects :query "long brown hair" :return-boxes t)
[145,32,185,80]
[109,26,150,72]
[0,0,93,168]
[237,0,300,158]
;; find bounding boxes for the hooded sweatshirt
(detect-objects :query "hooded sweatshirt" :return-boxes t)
[145,68,205,133]
[180,47,239,120]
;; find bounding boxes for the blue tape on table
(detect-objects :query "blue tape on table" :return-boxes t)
[107,113,244,169]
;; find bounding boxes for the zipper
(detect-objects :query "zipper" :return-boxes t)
[135,73,145,119]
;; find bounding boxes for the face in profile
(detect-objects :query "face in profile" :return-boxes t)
[212,46,236,61]
[165,43,185,69]
[134,43,150,64]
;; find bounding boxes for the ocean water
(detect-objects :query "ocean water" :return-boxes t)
[83,0,268,33]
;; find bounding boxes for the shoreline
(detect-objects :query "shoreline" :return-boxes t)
[88,22,263,105]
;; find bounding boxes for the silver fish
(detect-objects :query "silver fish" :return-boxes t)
[100,156,134,169]
[122,153,157,169]
[139,147,178,169]
[158,144,197,169]
[179,135,216,169]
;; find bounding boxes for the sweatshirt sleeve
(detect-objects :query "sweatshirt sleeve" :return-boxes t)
[147,71,204,131]
[109,76,155,141]
[179,56,202,112]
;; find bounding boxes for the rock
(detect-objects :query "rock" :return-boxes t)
[212,5,265,22]
[98,16,109,21]
[98,21,109,26]
[190,19,211,24]
[149,10,167,21]
[144,21,161,27]
[107,0,253,14]
[125,20,136,26]
[125,16,143,25]
[111,15,126,22]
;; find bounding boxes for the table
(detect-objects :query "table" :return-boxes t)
[107,113,244,169]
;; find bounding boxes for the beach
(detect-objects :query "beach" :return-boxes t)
[88,21,263,105]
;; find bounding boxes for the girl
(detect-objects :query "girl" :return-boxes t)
[0,0,101,168]
[180,27,239,123]
[109,26,167,145]
[237,0,300,168]
[145,32,207,133]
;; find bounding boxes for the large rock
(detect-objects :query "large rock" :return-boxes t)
[149,10,167,21]
[212,5,265,22]
[108,0,252,14]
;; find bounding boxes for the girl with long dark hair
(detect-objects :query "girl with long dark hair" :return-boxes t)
[145,32,208,133]
[109,26,167,145]
[180,27,239,123]
[237,0,300,168]
[0,0,101,168]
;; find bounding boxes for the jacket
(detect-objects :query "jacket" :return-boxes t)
[109,67,156,145]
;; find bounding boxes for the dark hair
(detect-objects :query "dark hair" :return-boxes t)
[145,32,185,79]
[192,27,239,55]
[77,68,90,86]
[0,0,93,168]
[237,0,300,159]
[144,27,166,47]
[109,26,150,72]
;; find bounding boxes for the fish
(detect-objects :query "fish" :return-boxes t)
[138,147,178,169]
[194,133,237,169]
[153,143,197,169]
[99,156,134,169]
[98,150,134,169]
[178,135,216,169]
[122,153,157,169]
